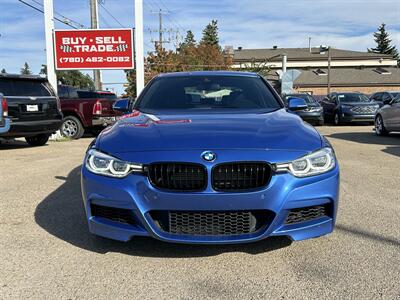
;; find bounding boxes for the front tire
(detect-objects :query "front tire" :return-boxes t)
[25,134,50,146]
[375,115,389,136]
[333,113,341,126]
[61,116,84,139]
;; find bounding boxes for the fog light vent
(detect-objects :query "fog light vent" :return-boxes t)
[285,205,328,224]
[91,204,136,225]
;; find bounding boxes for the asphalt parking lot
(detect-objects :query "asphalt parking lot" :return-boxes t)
[1,125,399,299]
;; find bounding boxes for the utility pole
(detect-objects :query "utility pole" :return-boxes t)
[90,0,102,91]
[43,0,57,94]
[150,9,169,49]
[135,0,145,96]
[158,9,163,49]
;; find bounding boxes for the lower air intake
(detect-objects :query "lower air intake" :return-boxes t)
[285,205,329,224]
[150,210,274,236]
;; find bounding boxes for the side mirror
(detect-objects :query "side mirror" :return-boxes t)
[288,97,308,111]
[113,99,131,113]
[382,99,392,105]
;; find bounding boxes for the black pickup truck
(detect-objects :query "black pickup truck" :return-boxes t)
[0,74,63,146]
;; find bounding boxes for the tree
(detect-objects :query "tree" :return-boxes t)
[124,20,232,97]
[200,20,220,48]
[40,64,94,89]
[57,70,95,89]
[369,23,399,63]
[1,68,6,74]
[183,30,196,47]
[20,62,32,75]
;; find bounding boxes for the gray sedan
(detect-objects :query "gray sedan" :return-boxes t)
[375,94,400,135]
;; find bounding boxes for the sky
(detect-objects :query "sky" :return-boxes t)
[1,0,399,95]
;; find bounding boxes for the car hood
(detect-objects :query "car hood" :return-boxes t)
[97,109,322,153]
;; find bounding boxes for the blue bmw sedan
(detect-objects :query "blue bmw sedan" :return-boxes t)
[81,71,339,244]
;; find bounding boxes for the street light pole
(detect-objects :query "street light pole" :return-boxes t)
[43,0,57,94]
[135,0,145,96]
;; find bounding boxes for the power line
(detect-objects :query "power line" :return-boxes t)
[156,0,186,32]
[98,10,112,28]
[29,0,86,28]
[147,0,185,48]
[99,2,125,27]
[18,0,79,29]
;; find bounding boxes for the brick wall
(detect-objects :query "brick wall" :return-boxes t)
[294,86,400,97]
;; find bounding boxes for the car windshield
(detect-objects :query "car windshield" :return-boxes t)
[136,75,282,114]
[284,94,315,104]
[337,93,370,103]
[389,92,400,98]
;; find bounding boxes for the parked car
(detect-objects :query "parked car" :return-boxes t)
[320,92,379,125]
[81,71,339,244]
[0,74,62,146]
[283,93,324,125]
[374,94,400,135]
[0,93,10,134]
[58,85,121,139]
[370,91,400,107]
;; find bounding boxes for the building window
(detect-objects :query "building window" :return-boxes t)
[374,67,391,75]
[313,69,327,76]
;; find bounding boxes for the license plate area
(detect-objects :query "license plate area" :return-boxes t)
[26,105,39,112]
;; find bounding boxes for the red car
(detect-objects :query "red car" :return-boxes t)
[58,85,121,139]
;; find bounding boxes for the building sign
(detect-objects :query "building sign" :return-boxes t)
[54,29,134,70]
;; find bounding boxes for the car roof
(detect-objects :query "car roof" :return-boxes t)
[0,73,47,81]
[330,92,365,95]
[156,71,260,78]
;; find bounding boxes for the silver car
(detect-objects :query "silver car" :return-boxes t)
[375,94,400,136]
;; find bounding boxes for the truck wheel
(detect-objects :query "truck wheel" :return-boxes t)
[25,134,50,146]
[61,116,84,139]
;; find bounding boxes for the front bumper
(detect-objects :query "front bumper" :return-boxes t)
[0,118,62,137]
[341,113,375,123]
[0,118,10,134]
[81,151,340,244]
[296,111,324,125]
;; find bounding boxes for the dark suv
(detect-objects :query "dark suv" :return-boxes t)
[320,92,379,125]
[0,74,62,146]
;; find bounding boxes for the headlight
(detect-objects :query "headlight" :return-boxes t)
[85,149,143,178]
[275,147,336,177]
[309,107,323,112]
